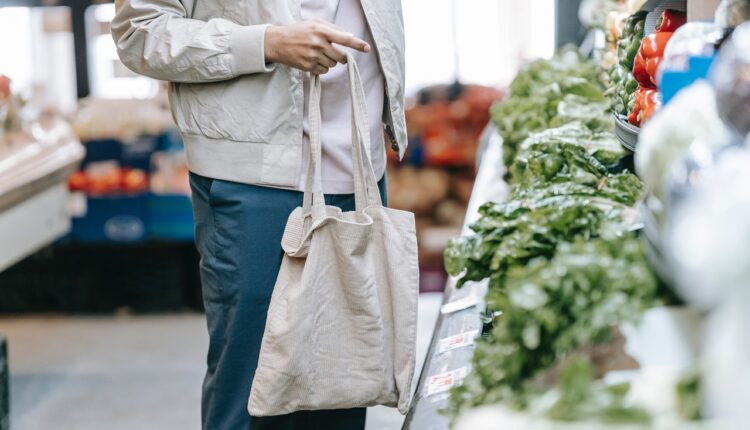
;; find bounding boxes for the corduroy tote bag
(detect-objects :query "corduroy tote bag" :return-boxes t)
[248,55,419,417]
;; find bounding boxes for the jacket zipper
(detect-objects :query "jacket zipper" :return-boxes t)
[360,2,400,153]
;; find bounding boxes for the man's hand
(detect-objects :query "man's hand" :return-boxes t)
[264,20,370,75]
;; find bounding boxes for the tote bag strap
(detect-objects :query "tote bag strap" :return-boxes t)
[347,55,382,211]
[302,74,326,226]
[301,55,383,222]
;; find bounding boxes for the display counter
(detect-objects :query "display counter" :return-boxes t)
[403,125,507,430]
[0,138,84,272]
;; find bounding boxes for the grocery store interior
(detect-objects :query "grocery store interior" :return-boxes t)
[1,0,749,429]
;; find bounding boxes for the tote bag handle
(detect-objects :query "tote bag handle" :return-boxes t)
[301,54,383,224]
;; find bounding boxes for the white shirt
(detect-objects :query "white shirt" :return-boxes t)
[299,0,386,194]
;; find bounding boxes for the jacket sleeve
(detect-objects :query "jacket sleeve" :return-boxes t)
[111,0,275,83]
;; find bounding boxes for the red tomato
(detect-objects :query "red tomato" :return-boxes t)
[121,169,149,194]
[68,171,88,191]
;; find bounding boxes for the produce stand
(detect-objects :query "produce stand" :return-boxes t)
[614,115,640,151]
[0,139,84,272]
[402,125,508,430]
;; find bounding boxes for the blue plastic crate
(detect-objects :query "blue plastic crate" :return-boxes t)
[81,138,122,167]
[147,193,195,241]
[82,135,161,171]
[71,195,148,243]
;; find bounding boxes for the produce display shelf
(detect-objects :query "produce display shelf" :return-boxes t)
[0,139,85,272]
[614,114,640,152]
[401,123,708,429]
[403,125,508,430]
[639,0,686,13]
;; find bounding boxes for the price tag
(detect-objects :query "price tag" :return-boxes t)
[425,367,468,397]
[438,330,479,354]
[440,295,480,314]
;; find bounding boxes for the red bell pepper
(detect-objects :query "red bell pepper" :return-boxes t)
[632,50,652,89]
[634,32,673,88]
[628,87,643,125]
[639,88,659,124]
[628,87,659,126]
[655,9,687,33]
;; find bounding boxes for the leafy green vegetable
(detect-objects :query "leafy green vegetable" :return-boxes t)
[445,195,633,289]
[547,357,651,423]
[517,122,625,167]
[491,49,611,169]
[444,44,658,425]
[449,237,658,417]
[510,141,642,206]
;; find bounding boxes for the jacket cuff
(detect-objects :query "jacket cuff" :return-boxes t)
[230,24,276,75]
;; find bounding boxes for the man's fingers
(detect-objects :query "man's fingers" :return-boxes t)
[322,44,348,64]
[317,53,337,69]
[323,28,370,52]
[312,65,329,75]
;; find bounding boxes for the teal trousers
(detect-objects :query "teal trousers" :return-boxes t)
[190,172,386,430]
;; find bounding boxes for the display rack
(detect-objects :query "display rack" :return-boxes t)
[402,125,508,430]
[0,139,84,272]
[614,114,640,151]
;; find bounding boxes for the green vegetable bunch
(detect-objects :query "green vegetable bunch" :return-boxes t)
[445,195,617,289]
[606,11,647,116]
[517,121,625,167]
[491,48,610,169]
[444,45,659,424]
[511,140,641,206]
[449,237,658,418]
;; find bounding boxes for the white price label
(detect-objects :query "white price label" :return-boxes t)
[438,330,479,354]
[425,367,468,397]
[440,295,480,314]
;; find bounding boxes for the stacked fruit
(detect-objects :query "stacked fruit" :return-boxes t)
[629,10,686,126]
[68,165,149,196]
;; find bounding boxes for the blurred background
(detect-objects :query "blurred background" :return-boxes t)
[0,1,558,429]
[3,0,750,429]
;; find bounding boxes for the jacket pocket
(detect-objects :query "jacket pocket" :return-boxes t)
[174,80,266,143]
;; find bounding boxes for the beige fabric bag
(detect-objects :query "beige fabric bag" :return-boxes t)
[248,56,419,417]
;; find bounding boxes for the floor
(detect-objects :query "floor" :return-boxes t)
[0,293,443,430]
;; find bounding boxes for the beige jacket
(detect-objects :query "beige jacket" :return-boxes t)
[111,0,406,188]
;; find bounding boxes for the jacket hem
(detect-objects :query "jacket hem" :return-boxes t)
[182,133,301,189]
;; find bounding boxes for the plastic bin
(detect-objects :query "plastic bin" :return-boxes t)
[82,135,160,171]
[71,195,148,243]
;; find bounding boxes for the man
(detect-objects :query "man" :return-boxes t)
[111,0,406,429]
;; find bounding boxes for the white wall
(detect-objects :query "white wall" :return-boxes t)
[403,0,556,94]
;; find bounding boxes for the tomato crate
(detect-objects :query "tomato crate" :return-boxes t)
[147,194,195,241]
[70,194,148,244]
